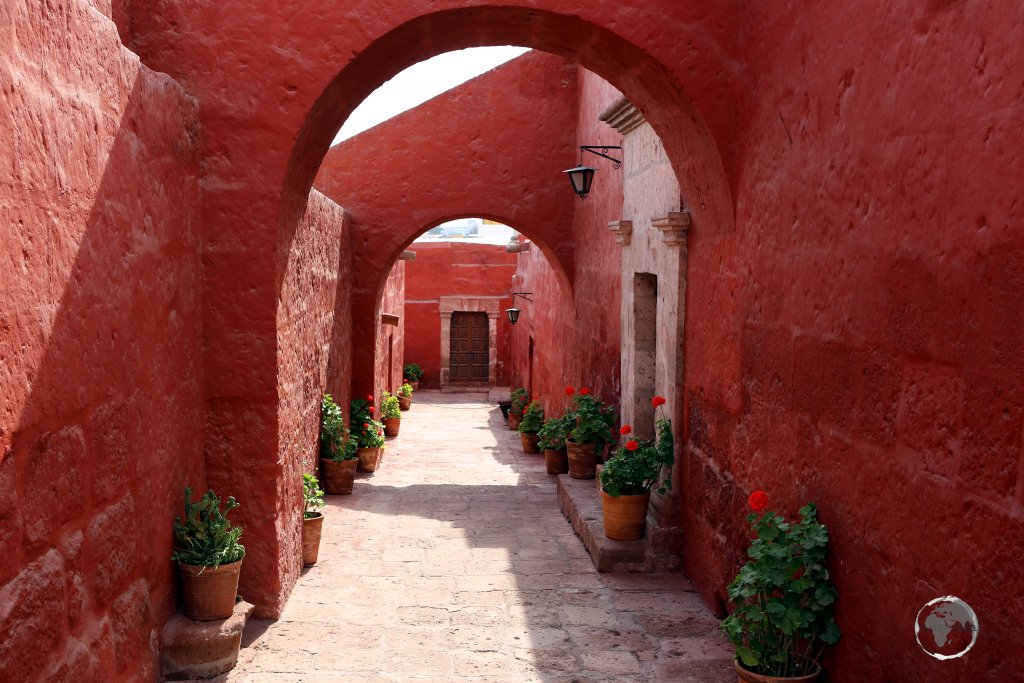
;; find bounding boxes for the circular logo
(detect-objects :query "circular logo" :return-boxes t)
[915,596,978,660]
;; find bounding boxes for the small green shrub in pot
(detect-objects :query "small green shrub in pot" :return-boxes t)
[380,391,402,419]
[600,418,674,496]
[351,398,386,448]
[403,363,423,382]
[566,390,614,447]
[398,382,414,398]
[510,387,529,414]
[320,393,356,461]
[518,400,545,434]
[303,473,324,519]
[538,414,571,450]
[172,487,246,568]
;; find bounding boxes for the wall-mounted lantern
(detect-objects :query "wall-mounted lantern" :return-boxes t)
[564,145,622,199]
[505,291,533,324]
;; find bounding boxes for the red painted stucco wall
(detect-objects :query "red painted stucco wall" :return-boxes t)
[376,262,406,398]
[1,1,203,679]
[404,242,517,388]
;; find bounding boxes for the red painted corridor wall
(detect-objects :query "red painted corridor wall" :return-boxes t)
[404,242,517,388]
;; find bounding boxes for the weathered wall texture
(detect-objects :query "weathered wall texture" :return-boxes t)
[274,189,350,614]
[376,261,406,397]
[404,242,517,388]
[0,1,203,679]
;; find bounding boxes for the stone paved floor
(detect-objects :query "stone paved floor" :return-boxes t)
[216,391,733,682]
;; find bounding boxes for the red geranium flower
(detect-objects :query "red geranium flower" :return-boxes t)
[625,440,639,451]
[565,386,575,396]
[366,394,374,402]
[363,423,369,429]
[368,406,375,414]
[652,395,666,407]
[620,425,632,435]
[580,387,591,395]
[748,490,769,513]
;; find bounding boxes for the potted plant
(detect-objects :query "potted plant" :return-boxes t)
[301,471,325,566]
[721,493,841,682]
[599,406,674,540]
[517,399,545,453]
[538,414,571,475]
[351,398,385,472]
[403,363,423,391]
[397,382,414,411]
[564,387,614,479]
[508,387,528,430]
[319,393,358,495]
[171,487,246,621]
[380,391,402,437]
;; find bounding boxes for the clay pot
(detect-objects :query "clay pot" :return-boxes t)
[508,411,523,430]
[733,660,822,683]
[566,439,597,479]
[383,417,401,437]
[544,448,569,475]
[302,513,324,566]
[178,559,242,621]
[356,447,383,472]
[410,380,420,392]
[601,489,650,541]
[398,395,412,411]
[520,432,540,454]
[320,457,356,495]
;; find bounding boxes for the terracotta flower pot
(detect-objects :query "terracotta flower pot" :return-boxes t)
[302,513,324,566]
[320,457,356,495]
[508,411,523,430]
[356,447,383,472]
[398,395,412,411]
[410,380,420,392]
[733,660,822,683]
[601,489,650,541]
[178,559,242,621]
[544,448,569,475]
[520,432,540,454]
[566,439,597,479]
[383,417,401,437]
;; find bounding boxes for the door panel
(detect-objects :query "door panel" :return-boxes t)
[450,312,489,382]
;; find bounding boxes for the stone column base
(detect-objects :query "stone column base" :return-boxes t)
[162,600,254,680]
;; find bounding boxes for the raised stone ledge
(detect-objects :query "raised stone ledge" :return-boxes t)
[608,219,633,246]
[599,96,646,135]
[162,600,254,680]
[652,210,691,246]
[398,250,416,261]
[506,239,533,253]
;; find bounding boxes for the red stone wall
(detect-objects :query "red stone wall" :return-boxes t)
[404,242,517,388]
[0,1,203,679]
[274,189,351,613]
[376,262,406,398]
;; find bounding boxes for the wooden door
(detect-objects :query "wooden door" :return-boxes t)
[450,312,489,382]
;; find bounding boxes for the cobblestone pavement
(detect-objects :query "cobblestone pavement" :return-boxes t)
[218,391,734,682]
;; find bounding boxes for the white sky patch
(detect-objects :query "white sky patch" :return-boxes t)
[333,46,531,144]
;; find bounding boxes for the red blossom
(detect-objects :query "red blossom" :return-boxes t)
[378,429,384,436]
[368,406,375,414]
[580,387,591,395]
[748,490,769,513]
[652,395,666,407]
[620,425,632,435]
[565,386,575,396]
[625,440,639,451]
[363,423,369,429]
[366,394,374,402]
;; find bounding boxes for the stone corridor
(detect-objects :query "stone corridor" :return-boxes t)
[216,392,732,682]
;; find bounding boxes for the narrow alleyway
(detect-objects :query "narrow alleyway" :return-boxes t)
[220,392,733,682]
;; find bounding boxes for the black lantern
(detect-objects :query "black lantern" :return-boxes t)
[506,307,521,324]
[506,291,533,325]
[565,146,621,199]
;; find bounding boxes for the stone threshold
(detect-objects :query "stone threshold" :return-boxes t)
[556,474,684,573]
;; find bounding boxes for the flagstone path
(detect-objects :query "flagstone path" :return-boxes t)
[215,391,734,682]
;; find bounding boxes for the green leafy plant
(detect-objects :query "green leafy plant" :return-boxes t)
[351,399,385,448]
[721,496,841,677]
[510,387,529,414]
[403,363,423,382]
[398,382,414,398]
[517,400,545,434]
[303,473,324,519]
[171,487,246,568]
[537,414,572,450]
[320,393,356,461]
[380,391,401,419]
[565,390,614,446]
[600,418,674,496]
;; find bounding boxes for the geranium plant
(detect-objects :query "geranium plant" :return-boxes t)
[721,493,841,678]
[398,382,414,398]
[518,400,545,434]
[565,389,614,446]
[510,387,529,414]
[600,415,674,496]
[403,363,423,382]
[351,398,385,448]
[303,472,324,519]
[320,393,355,460]
[537,414,572,450]
[380,391,401,419]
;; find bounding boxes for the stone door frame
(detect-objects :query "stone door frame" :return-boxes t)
[439,296,500,390]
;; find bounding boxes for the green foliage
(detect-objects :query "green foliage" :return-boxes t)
[380,391,401,419]
[320,393,356,461]
[303,473,324,518]
[399,382,414,398]
[510,387,529,414]
[171,487,245,567]
[517,400,545,434]
[351,399,385,448]
[721,503,841,677]
[537,414,572,450]
[566,393,614,446]
[403,363,423,381]
[600,419,674,496]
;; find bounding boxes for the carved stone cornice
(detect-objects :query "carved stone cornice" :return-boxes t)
[381,313,400,326]
[652,211,690,246]
[599,96,646,135]
[398,250,416,261]
[505,240,532,253]
[607,219,633,246]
